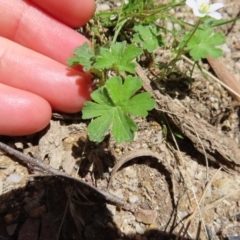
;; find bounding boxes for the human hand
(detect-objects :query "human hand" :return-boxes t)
[0,0,95,135]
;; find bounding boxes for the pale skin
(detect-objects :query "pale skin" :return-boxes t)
[0,0,96,135]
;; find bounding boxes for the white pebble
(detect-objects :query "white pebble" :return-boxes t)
[135,223,145,234]
[97,4,110,12]
[6,173,22,183]
[129,195,139,204]
[157,132,162,142]
[221,43,231,54]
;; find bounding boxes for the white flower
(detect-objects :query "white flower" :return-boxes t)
[186,0,224,20]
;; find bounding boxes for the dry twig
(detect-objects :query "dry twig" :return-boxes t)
[0,141,130,209]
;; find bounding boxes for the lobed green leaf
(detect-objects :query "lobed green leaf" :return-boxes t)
[94,41,142,73]
[133,25,163,53]
[67,43,95,70]
[82,75,156,143]
[122,92,156,117]
[185,29,226,61]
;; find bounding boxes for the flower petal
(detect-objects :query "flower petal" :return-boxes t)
[197,0,209,5]
[208,11,222,19]
[186,0,197,9]
[209,3,224,12]
[193,8,206,17]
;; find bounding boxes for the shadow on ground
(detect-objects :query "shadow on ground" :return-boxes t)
[0,176,193,240]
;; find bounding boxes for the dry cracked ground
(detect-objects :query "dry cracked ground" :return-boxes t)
[0,0,240,240]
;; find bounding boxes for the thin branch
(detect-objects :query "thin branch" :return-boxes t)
[0,141,130,209]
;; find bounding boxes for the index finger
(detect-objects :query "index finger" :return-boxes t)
[0,0,95,64]
[29,0,96,28]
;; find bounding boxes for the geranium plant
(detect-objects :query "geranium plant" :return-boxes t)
[67,0,230,143]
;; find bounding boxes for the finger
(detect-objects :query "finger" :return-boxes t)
[0,84,51,136]
[0,0,93,64]
[29,0,96,28]
[0,37,92,113]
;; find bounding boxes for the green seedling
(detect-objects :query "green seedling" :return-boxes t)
[68,40,155,142]
[67,0,234,143]
[82,76,156,143]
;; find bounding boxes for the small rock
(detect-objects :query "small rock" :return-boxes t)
[7,223,18,236]
[122,225,135,236]
[178,211,188,219]
[6,173,23,183]
[14,142,24,149]
[141,143,148,148]
[128,182,139,191]
[135,223,145,234]
[221,43,231,54]
[135,143,141,149]
[135,209,157,224]
[129,195,139,204]
[156,132,162,142]
[97,3,110,12]
[124,166,137,177]
[4,213,14,224]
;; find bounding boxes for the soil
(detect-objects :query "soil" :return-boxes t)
[0,1,240,240]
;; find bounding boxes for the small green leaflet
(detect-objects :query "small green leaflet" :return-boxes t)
[67,43,95,71]
[82,76,156,143]
[67,41,143,74]
[133,25,163,53]
[94,41,143,73]
[185,29,226,61]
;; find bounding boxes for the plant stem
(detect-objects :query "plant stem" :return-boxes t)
[163,19,202,77]
[177,19,201,59]
[111,18,129,44]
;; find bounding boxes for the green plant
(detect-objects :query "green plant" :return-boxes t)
[67,41,143,84]
[68,40,156,143]
[82,76,155,143]
[68,0,233,143]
